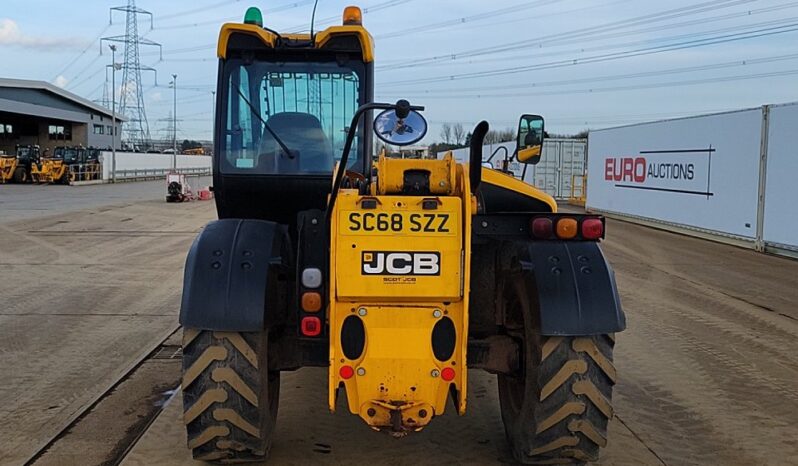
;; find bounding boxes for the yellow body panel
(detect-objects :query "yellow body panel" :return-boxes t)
[328,162,473,431]
[0,156,16,183]
[217,23,374,62]
[517,144,541,163]
[480,165,558,212]
[30,159,67,184]
[375,153,456,195]
[335,193,462,300]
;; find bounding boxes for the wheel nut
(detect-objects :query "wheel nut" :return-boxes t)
[418,409,427,418]
[358,307,367,316]
[432,309,442,318]
[357,367,366,376]
[431,369,440,378]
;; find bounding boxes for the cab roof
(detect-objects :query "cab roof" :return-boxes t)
[217,23,374,62]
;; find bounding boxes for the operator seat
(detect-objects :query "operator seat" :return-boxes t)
[258,112,334,173]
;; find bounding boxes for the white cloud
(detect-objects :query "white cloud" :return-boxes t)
[53,75,68,88]
[0,18,88,50]
[150,91,163,102]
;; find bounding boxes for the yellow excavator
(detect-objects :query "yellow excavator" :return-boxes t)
[178,6,625,464]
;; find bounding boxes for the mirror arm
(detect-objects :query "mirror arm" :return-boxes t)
[326,101,423,225]
[486,145,508,163]
[469,121,490,192]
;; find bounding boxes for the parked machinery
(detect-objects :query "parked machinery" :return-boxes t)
[79,147,102,181]
[0,145,40,183]
[31,150,69,184]
[178,6,625,465]
[0,153,16,183]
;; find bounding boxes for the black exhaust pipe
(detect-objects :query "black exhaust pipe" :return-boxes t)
[469,120,489,192]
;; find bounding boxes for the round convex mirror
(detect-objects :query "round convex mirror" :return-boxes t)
[373,109,427,146]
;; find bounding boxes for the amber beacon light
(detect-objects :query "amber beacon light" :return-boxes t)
[343,6,363,25]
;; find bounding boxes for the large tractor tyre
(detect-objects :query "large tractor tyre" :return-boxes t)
[13,167,27,183]
[498,275,616,464]
[182,329,280,463]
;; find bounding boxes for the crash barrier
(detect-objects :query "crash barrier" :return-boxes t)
[586,101,798,258]
[99,151,212,182]
[114,166,211,181]
[441,138,587,200]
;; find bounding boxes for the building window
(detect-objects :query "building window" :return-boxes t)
[0,124,14,140]
[48,124,72,141]
[107,125,114,135]
[93,124,104,135]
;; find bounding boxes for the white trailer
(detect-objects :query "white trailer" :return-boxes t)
[586,103,798,257]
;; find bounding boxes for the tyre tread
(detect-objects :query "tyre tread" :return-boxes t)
[182,329,277,463]
[528,335,616,463]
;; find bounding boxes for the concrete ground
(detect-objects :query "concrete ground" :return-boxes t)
[0,177,210,223]
[2,184,797,465]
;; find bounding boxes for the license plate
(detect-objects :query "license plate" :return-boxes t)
[341,211,455,236]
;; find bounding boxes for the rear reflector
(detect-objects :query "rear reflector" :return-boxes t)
[301,316,322,337]
[301,268,322,288]
[556,218,578,239]
[301,292,322,312]
[531,217,553,239]
[441,367,455,382]
[339,365,354,379]
[581,218,604,240]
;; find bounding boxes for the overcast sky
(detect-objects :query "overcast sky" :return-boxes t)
[2,0,797,141]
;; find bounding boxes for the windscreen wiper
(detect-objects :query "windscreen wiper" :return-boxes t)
[235,88,296,159]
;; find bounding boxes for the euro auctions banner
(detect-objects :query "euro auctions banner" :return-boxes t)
[587,108,763,238]
[603,149,712,197]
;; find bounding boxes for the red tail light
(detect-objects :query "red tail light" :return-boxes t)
[581,218,604,240]
[301,316,322,337]
[339,365,354,379]
[530,217,553,239]
[441,367,456,382]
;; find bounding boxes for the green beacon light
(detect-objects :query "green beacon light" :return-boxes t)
[244,7,263,27]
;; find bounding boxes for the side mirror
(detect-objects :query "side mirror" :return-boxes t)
[373,108,427,146]
[516,114,544,165]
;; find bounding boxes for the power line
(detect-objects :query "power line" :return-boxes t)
[154,0,314,30]
[140,0,414,57]
[386,4,798,72]
[380,68,798,100]
[51,24,111,81]
[379,21,798,86]
[378,41,798,96]
[374,0,566,40]
[379,0,756,70]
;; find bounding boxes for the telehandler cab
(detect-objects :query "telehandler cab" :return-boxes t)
[180,6,625,464]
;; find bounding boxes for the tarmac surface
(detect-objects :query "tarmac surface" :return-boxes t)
[2,182,797,465]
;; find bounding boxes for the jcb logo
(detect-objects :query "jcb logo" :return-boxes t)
[361,251,440,276]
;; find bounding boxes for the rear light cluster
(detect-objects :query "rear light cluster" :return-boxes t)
[530,215,605,241]
[300,267,324,337]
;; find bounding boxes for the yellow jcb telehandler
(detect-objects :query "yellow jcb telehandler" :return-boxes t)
[0,145,40,183]
[31,155,69,184]
[179,6,625,464]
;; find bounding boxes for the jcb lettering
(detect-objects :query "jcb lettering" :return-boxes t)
[361,251,441,276]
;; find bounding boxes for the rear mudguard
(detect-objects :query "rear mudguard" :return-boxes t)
[179,218,287,331]
[519,241,625,335]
